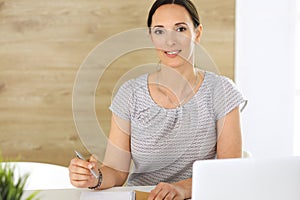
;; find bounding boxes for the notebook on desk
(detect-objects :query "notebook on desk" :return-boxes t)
[80,190,149,200]
[80,191,135,200]
[192,156,300,200]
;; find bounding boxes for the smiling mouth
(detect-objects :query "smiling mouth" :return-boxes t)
[165,50,181,55]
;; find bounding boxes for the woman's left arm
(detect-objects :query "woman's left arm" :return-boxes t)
[216,106,242,158]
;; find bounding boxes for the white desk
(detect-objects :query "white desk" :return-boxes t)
[22,186,154,200]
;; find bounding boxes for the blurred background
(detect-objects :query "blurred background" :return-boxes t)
[0,0,298,166]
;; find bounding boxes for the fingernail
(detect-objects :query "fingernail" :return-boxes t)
[88,164,92,169]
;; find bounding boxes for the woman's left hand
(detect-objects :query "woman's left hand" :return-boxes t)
[147,182,186,200]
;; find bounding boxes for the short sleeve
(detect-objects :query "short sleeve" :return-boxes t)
[109,81,134,121]
[213,75,245,120]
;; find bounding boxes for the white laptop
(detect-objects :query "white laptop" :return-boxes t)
[192,156,300,200]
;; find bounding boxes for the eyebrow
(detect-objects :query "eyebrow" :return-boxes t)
[152,22,188,28]
[175,22,188,26]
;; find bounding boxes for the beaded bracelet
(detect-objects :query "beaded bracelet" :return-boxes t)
[88,169,103,190]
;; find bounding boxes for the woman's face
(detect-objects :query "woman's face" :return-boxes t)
[150,4,202,68]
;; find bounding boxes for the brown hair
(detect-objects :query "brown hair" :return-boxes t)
[147,0,200,31]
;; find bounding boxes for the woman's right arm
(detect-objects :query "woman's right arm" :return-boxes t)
[69,114,131,189]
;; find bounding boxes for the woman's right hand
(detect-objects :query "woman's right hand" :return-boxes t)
[68,156,99,188]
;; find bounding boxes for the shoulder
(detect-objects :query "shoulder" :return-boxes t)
[115,74,148,95]
[203,71,245,119]
[205,71,233,84]
[204,71,239,91]
[110,74,149,119]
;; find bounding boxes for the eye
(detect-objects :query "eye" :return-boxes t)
[176,26,187,32]
[152,28,165,35]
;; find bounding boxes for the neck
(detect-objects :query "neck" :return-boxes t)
[156,63,199,101]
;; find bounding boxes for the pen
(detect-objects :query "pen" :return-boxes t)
[74,150,99,179]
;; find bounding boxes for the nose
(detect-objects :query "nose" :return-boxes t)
[165,30,177,47]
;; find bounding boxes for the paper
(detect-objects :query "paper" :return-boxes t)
[80,191,135,200]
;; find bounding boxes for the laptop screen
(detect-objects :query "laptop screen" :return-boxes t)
[192,157,300,200]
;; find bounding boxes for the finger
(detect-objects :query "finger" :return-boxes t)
[70,172,91,181]
[148,182,171,200]
[87,156,99,170]
[71,180,90,188]
[164,191,176,200]
[148,187,162,200]
[89,155,98,162]
[155,189,170,200]
[69,171,91,187]
[71,178,96,188]
[69,163,91,176]
[69,167,94,180]
[69,164,90,174]
[173,197,181,200]
[70,157,90,169]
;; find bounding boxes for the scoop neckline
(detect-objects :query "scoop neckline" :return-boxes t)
[145,70,207,111]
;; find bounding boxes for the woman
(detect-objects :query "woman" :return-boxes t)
[69,0,245,199]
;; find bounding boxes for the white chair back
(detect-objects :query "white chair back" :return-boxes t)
[1,162,75,190]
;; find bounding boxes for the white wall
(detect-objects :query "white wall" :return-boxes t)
[235,0,296,157]
[294,0,300,156]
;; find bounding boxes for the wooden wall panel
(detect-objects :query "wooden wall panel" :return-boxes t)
[0,0,235,166]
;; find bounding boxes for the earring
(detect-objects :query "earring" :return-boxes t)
[156,60,161,72]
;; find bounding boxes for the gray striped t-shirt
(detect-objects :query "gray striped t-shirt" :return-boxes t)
[109,71,244,186]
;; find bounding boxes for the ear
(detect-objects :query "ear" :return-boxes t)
[195,24,203,43]
[148,31,155,43]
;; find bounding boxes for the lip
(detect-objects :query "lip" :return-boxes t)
[164,50,181,58]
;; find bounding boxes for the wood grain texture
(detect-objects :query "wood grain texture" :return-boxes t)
[0,0,235,166]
